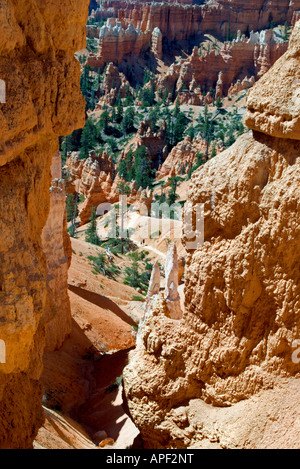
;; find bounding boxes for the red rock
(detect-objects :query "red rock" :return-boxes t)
[96,63,132,108]
[157,30,288,101]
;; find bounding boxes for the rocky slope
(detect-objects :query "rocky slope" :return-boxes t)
[123,19,300,449]
[86,1,295,108]
[0,0,88,448]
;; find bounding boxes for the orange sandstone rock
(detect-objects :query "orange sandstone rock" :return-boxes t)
[0,0,88,448]
[245,21,300,140]
[123,19,300,450]
[42,153,72,352]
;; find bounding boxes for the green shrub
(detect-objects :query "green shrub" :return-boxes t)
[88,252,121,279]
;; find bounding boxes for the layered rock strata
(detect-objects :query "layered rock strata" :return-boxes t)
[0,0,88,448]
[98,0,300,43]
[123,20,300,450]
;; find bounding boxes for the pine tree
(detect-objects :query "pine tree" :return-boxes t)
[124,86,134,106]
[80,119,98,158]
[85,207,100,245]
[66,193,75,222]
[167,176,183,206]
[216,96,223,109]
[115,93,123,123]
[226,22,232,42]
[61,135,72,164]
[118,158,128,180]
[174,97,180,116]
[80,65,98,111]
[122,107,135,134]
[134,146,153,189]
[116,180,131,195]
[98,110,110,134]
[173,111,187,146]
[197,105,216,160]
[283,22,289,41]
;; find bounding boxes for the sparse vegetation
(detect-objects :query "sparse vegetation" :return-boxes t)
[88,252,121,279]
[124,251,153,293]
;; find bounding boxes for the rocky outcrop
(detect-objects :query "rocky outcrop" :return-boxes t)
[42,153,72,352]
[228,75,255,96]
[65,150,118,225]
[156,136,223,180]
[151,27,163,60]
[96,62,132,108]
[164,244,183,320]
[123,20,300,450]
[157,30,288,102]
[246,24,300,140]
[137,244,182,345]
[87,18,151,69]
[0,0,88,448]
[124,119,167,161]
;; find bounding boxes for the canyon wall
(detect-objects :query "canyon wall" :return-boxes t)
[157,31,288,101]
[100,0,300,42]
[88,18,151,69]
[0,0,88,448]
[89,0,298,86]
[123,20,300,449]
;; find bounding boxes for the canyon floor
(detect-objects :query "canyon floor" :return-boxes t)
[35,222,184,449]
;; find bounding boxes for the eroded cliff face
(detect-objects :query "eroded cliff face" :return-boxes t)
[42,153,72,352]
[123,20,300,449]
[87,0,299,74]
[0,0,88,448]
[157,32,288,102]
[100,0,300,43]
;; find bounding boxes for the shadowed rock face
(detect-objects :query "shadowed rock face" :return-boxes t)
[0,0,88,448]
[123,21,300,450]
